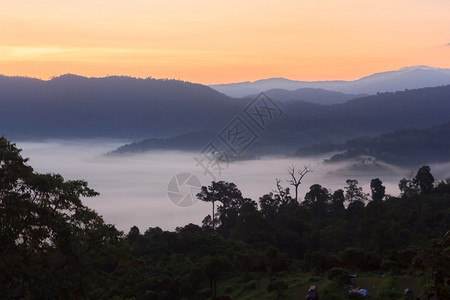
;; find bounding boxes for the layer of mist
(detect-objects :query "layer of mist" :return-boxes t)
[16,140,450,232]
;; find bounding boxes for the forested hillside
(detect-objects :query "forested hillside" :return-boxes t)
[0,75,241,139]
[295,121,450,166]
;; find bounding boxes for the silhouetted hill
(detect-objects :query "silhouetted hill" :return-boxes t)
[109,130,215,154]
[0,74,241,139]
[210,66,450,97]
[295,122,450,165]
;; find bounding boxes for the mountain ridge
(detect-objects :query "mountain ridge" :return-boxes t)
[209,65,450,97]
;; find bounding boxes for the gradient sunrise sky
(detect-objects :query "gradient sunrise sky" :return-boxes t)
[1,0,449,84]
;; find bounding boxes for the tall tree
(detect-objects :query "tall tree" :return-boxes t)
[330,189,345,216]
[344,179,368,204]
[259,192,280,220]
[303,184,330,217]
[287,165,312,203]
[413,165,435,195]
[127,226,141,244]
[370,178,386,201]
[399,176,419,197]
[197,181,247,235]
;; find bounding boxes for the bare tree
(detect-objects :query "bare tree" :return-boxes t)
[287,165,313,203]
[274,178,290,202]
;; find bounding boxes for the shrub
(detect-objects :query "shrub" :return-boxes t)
[328,267,350,281]
[245,280,257,290]
[267,280,288,297]
[223,285,233,294]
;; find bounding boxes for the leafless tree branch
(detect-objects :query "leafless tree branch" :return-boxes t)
[287,165,313,202]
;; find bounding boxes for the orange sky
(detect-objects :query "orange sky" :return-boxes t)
[1,0,449,84]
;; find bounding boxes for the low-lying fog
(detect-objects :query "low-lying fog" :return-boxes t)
[16,140,450,233]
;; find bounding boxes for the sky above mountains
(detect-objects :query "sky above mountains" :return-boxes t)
[1,0,450,84]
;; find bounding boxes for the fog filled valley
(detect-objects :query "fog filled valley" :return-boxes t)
[15,139,450,232]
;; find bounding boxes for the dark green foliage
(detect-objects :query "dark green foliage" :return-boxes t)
[304,251,337,273]
[114,170,446,298]
[413,231,450,297]
[328,267,350,281]
[338,248,367,271]
[0,137,122,298]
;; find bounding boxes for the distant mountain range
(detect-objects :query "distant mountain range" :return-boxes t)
[210,66,450,98]
[107,85,450,164]
[1,69,450,166]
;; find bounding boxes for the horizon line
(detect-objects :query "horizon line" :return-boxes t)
[1,64,448,85]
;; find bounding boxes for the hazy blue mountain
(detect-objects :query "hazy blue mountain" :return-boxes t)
[261,88,367,105]
[295,122,450,166]
[210,78,344,99]
[0,74,242,139]
[272,85,450,142]
[210,66,450,97]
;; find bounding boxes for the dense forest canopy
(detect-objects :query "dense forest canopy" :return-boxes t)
[1,137,449,299]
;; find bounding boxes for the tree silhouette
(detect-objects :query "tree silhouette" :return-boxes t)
[413,165,435,195]
[370,178,386,201]
[197,181,245,234]
[345,179,368,204]
[330,189,345,217]
[399,176,419,197]
[0,137,120,298]
[303,184,330,218]
[287,165,313,203]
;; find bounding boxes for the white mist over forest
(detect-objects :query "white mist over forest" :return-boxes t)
[16,140,450,232]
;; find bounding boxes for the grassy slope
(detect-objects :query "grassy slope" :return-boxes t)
[207,272,423,300]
